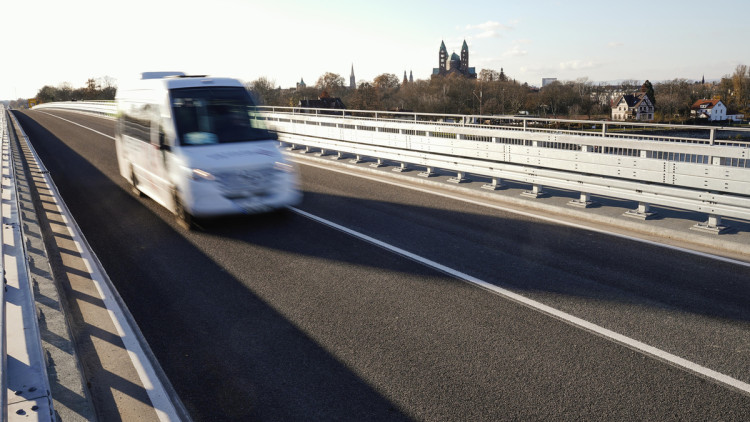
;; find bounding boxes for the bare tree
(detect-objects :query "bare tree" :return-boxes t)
[316,72,345,97]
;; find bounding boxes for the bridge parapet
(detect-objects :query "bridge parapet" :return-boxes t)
[257,106,750,232]
[29,102,750,232]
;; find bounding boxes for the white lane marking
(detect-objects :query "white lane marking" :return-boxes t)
[38,110,115,140]
[290,206,750,395]
[291,157,750,268]
[15,114,181,421]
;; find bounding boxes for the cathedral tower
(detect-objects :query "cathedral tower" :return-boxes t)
[460,40,469,71]
[439,41,448,72]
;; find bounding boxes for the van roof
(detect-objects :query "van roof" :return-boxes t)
[115,76,247,102]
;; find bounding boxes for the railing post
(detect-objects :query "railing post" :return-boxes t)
[624,202,656,220]
[482,177,505,190]
[692,214,729,234]
[370,158,385,168]
[418,167,437,177]
[393,162,410,172]
[521,184,546,198]
[709,128,715,146]
[448,171,470,183]
[568,192,596,208]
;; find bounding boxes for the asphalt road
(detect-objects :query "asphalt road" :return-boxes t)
[13,109,750,421]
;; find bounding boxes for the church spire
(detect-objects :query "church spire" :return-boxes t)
[460,39,469,71]
[350,64,356,89]
[439,40,448,72]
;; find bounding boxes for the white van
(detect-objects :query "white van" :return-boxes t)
[115,72,301,228]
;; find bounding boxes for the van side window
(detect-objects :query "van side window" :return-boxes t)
[122,103,152,143]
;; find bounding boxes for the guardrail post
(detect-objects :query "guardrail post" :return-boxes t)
[691,214,729,234]
[350,154,365,164]
[316,148,329,157]
[482,177,505,190]
[521,184,546,198]
[709,128,715,146]
[370,158,385,168]
[418,167,437,178]
[286,143,301,151]
[568,192,596,208]
[447,171,470,183]
[602,123,608,136]
[393,162,409,173]
[331,151,345,161]
[624,202,657,220]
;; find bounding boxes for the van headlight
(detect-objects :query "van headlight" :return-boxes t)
[189,168,216,181]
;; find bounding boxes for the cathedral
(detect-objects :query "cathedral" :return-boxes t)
[432,40,477,79]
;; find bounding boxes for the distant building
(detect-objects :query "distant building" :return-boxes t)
[611,92,654,121]
[298,97,346,110]
[432,40,476,79]
[690,99,727,121]
[542,78,557,87]
[296,78,306,90]
[350,65,356,89]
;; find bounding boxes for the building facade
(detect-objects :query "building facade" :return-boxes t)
[611,92,654,121]
[690,99,727,121]
[432,40,477,79]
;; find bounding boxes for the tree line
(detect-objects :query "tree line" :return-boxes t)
[35,77,118,103]
[5,77,118,108]
[250,65,750,122]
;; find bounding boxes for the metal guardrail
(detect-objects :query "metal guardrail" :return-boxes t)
[257,106,750,231]
[32,100,115,117]
[2,109,55,421]
[30,101,750,231]
[1,107,7,422]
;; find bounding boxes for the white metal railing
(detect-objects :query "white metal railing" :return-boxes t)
[1,108,7,422]
[30,101,750,229]
[33,100,116,117]
[257,106,750,230]
[2,109,55,420]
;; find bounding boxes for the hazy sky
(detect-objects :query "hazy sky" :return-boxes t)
[2,0,748,100]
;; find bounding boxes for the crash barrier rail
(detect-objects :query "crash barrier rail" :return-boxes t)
[1,108,7,422]
[2,109,55,420]
[31,101,750,231]
[257,106,750,232]
[32,100,115,117]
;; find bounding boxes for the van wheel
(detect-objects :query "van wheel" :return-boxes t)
[174,193,195,230]
[130,169,144,197]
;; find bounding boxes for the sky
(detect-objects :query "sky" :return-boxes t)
[1,0,749,100]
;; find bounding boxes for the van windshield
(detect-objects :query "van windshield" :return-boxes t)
[170,87,275,145]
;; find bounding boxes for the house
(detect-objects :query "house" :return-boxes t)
[611,92,654,121]
[690,99,727,121]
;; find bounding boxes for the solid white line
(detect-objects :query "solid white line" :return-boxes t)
[38,110,115,140]
[291,156,750,268]
[290,206,750,395]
